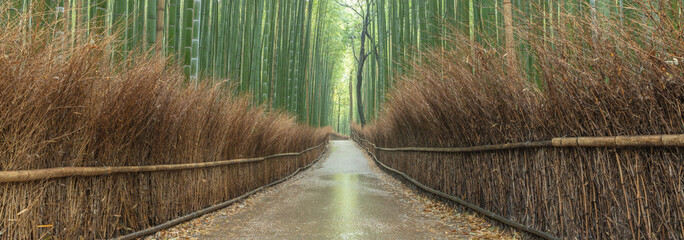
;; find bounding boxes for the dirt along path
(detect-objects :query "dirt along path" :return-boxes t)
[147,140,517,239]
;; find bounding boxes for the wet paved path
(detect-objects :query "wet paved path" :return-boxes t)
[199,140,455,239]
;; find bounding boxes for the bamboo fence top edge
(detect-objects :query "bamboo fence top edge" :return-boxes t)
[0,141,327,183]
[354,133,684,153]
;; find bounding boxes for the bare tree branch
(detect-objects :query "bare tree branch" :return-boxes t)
[335,0,364,18]
[336,0,378,126]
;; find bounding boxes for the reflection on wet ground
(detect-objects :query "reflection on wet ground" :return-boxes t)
[200,140,454,239]
[331,174,358,237]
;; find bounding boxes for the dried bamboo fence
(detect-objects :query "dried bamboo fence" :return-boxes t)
[116,145,329,240]
[353,131,684,239]
[0,140,328,239]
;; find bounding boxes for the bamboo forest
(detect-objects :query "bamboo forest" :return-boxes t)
[0,0,682,239]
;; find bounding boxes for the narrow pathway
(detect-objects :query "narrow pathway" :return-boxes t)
[149,140,515,239]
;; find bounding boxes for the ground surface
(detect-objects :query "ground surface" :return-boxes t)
[147,140,517,239]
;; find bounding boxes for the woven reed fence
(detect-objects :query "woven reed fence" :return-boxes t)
[353,132,684,239]
[0,140,327,239]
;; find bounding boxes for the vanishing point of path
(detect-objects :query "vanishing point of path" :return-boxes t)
[149,141,516,239]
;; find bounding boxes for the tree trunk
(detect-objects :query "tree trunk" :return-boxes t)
[356,5,370,126]
[156,0,165,52]
[503,0,518,76]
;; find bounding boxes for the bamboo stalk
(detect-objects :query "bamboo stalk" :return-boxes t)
[0,141,326,183]
[155,0,165,52]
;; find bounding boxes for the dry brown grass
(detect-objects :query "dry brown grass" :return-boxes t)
[0,8,329,239]
[355,2,683,239]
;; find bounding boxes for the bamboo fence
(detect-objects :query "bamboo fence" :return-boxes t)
[115,145,329,240]
[353,131,684,239]
[352,132,559,240]
[0,140,328,239]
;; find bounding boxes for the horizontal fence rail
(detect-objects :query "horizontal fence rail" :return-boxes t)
[0,142,327,183]
[359,134,684,153]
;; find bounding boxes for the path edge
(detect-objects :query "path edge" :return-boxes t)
[113,146,329,240]
[351,138,559,240]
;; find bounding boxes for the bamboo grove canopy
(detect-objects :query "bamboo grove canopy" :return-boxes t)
[5,0,350,127]
[5,1,682,127]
